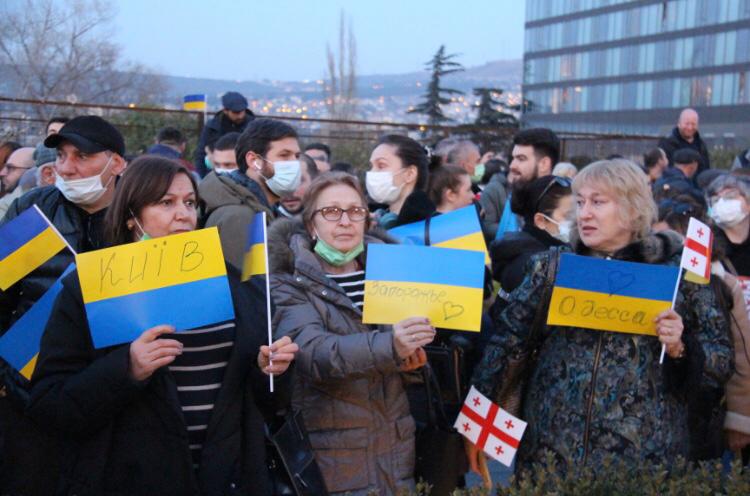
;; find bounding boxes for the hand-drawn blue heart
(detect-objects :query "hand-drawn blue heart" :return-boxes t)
[607,270,635,296]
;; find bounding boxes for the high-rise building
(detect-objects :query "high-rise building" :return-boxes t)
[522,0,750,146]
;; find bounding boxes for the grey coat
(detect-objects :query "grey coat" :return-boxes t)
[268,219,416,496]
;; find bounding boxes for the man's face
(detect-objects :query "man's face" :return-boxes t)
[212,149,238,172]
[681,161,699,178]
[509,145,542,184]
[0,148,34,194]
[224,109,247,125]
[47,122,65,136]
[258,137,301,177]
[54,142,123,182]
[678,110,699,142]
[280,166,312,214]
[306,150,330,172]
[459,147,481,176]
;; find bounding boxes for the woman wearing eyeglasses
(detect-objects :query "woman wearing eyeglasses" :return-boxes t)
[268,172,435,495]
[490,175,573,295]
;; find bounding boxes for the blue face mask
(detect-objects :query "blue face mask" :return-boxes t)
[204,156,213,170]
[313,233,364,266]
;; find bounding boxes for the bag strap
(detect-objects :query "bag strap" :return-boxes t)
[526,249,561,351]
[422,363,452,428]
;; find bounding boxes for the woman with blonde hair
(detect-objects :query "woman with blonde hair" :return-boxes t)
[468,160,733,473]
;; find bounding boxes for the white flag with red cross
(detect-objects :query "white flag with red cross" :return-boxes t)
[454,386,527,467]
[680,217,713,284]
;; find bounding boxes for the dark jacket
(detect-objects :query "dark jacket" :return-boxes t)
[479,173,508,241]
[653,167,703,202]
[490,225,564,294]
[473,231,733,473]
[194,111,255,177]
[27,268,282,496]
[0,186,107,495]
[268,219,415,496]
[658,127,711,174]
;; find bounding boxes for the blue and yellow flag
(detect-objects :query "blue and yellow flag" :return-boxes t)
[547,253,679,336]
[241,212,267,281]
[183,94,207,111]
[388,205,489,264]
[75,227,235,348]
[0,205,68,290]
[362,244,485,332]
[0,264,74,380]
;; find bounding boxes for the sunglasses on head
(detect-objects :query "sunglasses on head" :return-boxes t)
[535,176,572,212]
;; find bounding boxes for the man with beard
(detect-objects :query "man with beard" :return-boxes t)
[276,153,319,218]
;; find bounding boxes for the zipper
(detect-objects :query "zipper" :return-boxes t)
[582,333,603,465]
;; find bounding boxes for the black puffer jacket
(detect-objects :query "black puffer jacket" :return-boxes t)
[490,225,565,294]
[194,110,255,177]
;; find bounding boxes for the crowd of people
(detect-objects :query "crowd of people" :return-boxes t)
[0,94,750,495]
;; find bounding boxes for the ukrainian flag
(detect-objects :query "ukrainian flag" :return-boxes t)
[76,228,235,348]
[183,94,207,111]
[0,205,68,290]
[547,253,679,336]
[388,205,489,264]
[0,264,74,380]
[241,212,267,281]
[362,244,485,332]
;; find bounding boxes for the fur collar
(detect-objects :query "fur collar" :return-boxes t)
[572,230,683,264]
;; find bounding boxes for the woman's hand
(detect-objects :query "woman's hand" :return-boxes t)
[655,309,685,358]
[129,325,183,381]
[399,347,427,372]
[727,429,750,452]
[392,317,435,359]
[258,336,299,376]
[464,437,483,475]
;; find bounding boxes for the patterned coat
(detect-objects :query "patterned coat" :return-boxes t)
[473,231,733,472]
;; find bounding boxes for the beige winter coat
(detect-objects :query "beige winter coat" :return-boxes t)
[269,218,416,496]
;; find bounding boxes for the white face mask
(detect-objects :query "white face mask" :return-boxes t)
[55,154,114,206]
[710,198,747,227]
[215,168,237,176]
[366,171,404,205]
[255,159,301,196]
[542,214,573,243]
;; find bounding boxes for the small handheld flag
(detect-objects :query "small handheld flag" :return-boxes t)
[0,205,73,290]
[0,264,75,380]
[680,217,713,285]
[241,212,267,281]
[183,94,207,111]
[455,386,527,467]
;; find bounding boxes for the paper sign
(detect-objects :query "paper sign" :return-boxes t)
[547,253,679,336]
[76,227,235,348]
[362,244,484,332]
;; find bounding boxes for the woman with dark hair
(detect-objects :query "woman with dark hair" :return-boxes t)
[490,175,573,294]
[367,134,435,229]
[427,165,475,214]
[269,172,435,495]
[28,156,298,495]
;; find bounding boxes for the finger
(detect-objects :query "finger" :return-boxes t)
[272,343,299,355]
[270,336,293,352]
[401,324,436,336]
[149,355,177,370]
[268,353,296,363]
[397,317,431,328]
[139,325,176,343]
[259,345,271,357]
[144,341,183,355]
[146,347,183,361]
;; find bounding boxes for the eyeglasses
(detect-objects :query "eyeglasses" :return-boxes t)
[2,164,32,173]
[314,206,368,222]
[535,176,572,212]
[709,189,741,206]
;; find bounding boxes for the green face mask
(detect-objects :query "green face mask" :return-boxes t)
[314,235,364,266]
[472,163,485,183]
[204,156,213,170]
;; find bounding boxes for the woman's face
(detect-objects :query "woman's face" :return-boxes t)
[441,175,475,212]
[537,194,574,235]
[310,184,366,253]
[575,183,633,253]
[710,187,750,214]
[369,144,416,199]
[134,173,198,240]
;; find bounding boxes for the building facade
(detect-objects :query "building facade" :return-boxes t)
[522,0,750,146]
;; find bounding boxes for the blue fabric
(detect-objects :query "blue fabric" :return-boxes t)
[495,196,520,240]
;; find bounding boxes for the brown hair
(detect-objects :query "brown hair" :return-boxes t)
[301,171,370,231]
[427,165,470,206]
[105,155,199,246]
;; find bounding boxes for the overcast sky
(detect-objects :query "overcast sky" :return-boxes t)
[112,0,526,81]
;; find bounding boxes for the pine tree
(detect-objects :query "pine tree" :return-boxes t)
[408,45,464,127]
[473,87,518,128]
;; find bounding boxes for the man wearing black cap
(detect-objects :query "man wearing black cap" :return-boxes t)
[193,91,255,177]
[0,115,126,495]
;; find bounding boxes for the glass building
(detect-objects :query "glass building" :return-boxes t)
[523,0,750,145]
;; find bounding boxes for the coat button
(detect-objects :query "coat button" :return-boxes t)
[321,290,328,296]
[295,277,302,282]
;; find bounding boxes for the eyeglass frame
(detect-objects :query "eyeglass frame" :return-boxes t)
[313,205,368,222]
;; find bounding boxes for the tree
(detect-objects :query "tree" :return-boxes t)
[472,87,518,128]
[325,10,357,122]
[0,0,166,119]
[408,45,464,128]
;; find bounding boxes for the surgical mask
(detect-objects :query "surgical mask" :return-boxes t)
[204,156,213,170]
[543,214,573,243]
[55,154,114,206]
[472,163,485,183]
[255,159,301,196]
[710,198,747,227]
[366,171,404,204]
[129,209,152,241]
[215,168,237,176]
[313,231,364,266]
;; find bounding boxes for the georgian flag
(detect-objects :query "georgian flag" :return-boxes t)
[454,386,527,467]
[680,217,713,283]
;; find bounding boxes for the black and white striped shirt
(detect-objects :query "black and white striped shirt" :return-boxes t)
[326,270,365,309]
[168,320,236,470]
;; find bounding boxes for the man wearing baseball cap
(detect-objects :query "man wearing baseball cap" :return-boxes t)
[193,90,255,177]
[0,115,126,495]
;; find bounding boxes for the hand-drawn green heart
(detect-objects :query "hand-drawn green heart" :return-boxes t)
[607,270,635,296]
[443,301,464,320]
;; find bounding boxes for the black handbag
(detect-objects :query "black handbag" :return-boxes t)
[413,363,468,496]
[265,410,328,496]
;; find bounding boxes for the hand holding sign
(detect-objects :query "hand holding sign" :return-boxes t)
[655,309,685,357]
[129,325,183,381]
[393,317,436,359]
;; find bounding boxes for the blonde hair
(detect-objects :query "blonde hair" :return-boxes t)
[572,159,656,242]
